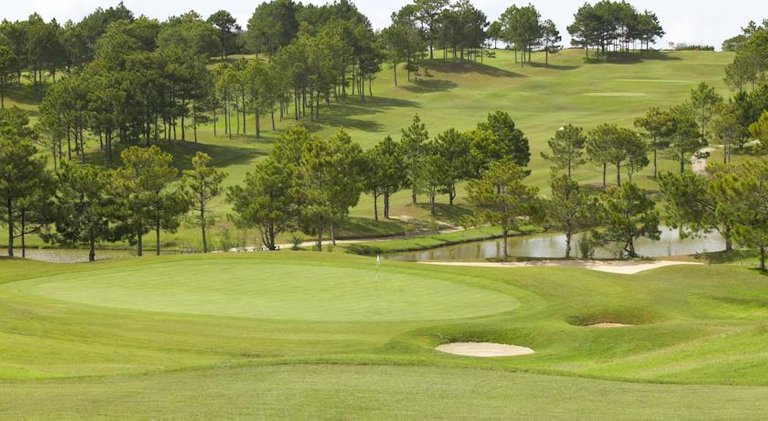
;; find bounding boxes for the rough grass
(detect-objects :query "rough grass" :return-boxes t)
[2,252,768,416]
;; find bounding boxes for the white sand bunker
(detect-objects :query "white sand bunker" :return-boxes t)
[587,323,633,328]
[436,342,535,357]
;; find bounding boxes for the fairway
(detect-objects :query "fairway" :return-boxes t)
[3,259,518,321]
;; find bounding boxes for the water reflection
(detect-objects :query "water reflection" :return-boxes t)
[389,228,725,262]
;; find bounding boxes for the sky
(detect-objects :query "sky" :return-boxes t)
[3,0,767,50]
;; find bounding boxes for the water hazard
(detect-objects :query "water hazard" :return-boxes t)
[389,228,725,262]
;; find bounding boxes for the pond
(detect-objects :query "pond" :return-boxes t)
[388,228,725,262]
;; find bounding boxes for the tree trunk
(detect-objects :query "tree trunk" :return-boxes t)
[242,91,247,135]
[616,161,622,186]
[761,246,766,272]
[412,188,417,205]
[255,109,261,139]
[430,191,436,216]
[316,225,323,252]
[7,198,13,257]
[181,99,186,141]
[137,228,143,257]
[565,229,572,258]
[502,228,509,258]
[393,61,398,86]
[156,221,161,256]
[373,189,379,222]
[602,163,607,190]
[89,232,96,262]
[626,237,636,259]
[653,149,658,178]
[331,223,336,247]
[20,210,25,258]
[200,199,207,254]
[384,193,390,219]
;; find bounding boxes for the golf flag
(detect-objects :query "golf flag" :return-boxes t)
[376,254,381,267]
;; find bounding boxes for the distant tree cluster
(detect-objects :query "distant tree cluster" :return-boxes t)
[0,106,226,259]
[567,0,664,61]
[724,19,768,92]
[497,4,562,67]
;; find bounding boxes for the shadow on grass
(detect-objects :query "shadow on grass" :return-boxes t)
[5,84,42,107]
[402,79,458,94]
[335,217,409,239]
[415,202,473,224]
[305,96,421,134]
[527,62,580,71]
[81,141,267,171]
[426,60,525,78]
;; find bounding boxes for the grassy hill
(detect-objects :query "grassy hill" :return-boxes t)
[2,253,768,417]
[1,49,737,251]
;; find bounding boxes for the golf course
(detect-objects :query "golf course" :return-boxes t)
[2,253,768,417]
[3,0,768,417]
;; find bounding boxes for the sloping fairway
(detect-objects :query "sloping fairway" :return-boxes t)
[4,365,768,419]
[2,253,768,417]
[6,259,518,321]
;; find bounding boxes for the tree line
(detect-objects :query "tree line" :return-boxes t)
[0,107,226,260]
[5,94,768,268]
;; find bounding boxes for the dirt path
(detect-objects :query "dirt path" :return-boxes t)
[420,260,703,275]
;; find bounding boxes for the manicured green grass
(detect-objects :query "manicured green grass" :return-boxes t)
[2,252,768,416]
[4,365,768,419]
[6,258,518,321]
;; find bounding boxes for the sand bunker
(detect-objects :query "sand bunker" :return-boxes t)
[587,323,633,328]
[420,260,702,275]
[436,342,535,357]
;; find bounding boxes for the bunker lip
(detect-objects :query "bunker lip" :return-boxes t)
[436,342,535,357]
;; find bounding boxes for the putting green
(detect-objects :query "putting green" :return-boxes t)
[7,259,518,322]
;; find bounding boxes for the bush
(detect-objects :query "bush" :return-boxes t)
[671,44,715,51]
[578,233,596,259]
[289,233,304,250]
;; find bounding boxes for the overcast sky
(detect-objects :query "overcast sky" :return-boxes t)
[3,0,767,49]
